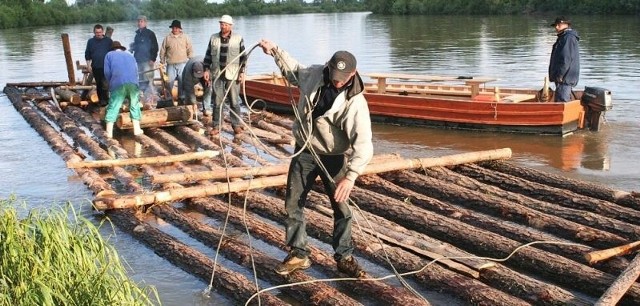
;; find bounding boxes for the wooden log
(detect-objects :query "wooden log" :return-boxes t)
[96,149,512,209]
[87,88,98,103]
[54,87,81,104]
[365,148,511,174]
[66,150,219,169]
[344,186,640,304]
[153,163,290,183]
[93,174,288,210]
[174,125,245,167]
[360,173,629,275]
[586,241,640,264]
[479,160,639,209]
[306,191,495,273]
[186,197,432,306]
[150,149,507,185]
[238,192,531,305]
[420,166,640,251]
[117,106,192,129]
[303,191,592,306]
[313,203,485,278]
[5,81,68,88]
[59,85,95,91]
[107,210,287,305]
[35,100,142,193]
[378,170,628,250]
[452,163,640,227]
[152,205,366,306]
[4,86,111,195]
[595,253,640,306]
[61,33,75,86]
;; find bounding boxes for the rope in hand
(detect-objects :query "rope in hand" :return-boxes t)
[254,43,426,302]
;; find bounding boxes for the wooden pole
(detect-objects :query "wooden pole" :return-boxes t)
[66,150,220,169]
[151,148,512,184]
[61,33,75,86]
[97,148,511,209]
[586,241,640,264]
[595,252,640,306]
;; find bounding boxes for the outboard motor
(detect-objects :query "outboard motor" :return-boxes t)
[580,87,612,131]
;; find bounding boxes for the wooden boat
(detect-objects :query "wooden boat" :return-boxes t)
[243,73,613,135]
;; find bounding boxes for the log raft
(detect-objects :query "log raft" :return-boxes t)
[6,82,640,305]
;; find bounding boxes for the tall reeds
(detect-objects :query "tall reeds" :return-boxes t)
[0,198,159,305]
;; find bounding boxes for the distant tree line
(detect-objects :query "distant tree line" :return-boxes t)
[364,0,640,15]
[1,0,637,29]
[0,0,366,29]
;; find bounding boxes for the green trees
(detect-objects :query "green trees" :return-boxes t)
[0,0,368,29]
[363,0,640,15]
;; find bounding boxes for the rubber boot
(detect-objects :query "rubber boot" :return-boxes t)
[132,120,144,136]
[106,122,114,138]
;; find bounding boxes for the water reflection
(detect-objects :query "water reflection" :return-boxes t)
[372,124,610,172]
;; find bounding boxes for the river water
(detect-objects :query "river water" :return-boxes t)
[1,12,638,304]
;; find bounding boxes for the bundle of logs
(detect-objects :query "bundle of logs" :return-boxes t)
[6,81,640,305]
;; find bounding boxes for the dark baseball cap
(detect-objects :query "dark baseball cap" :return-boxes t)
[550,16,571,26]
[329,51,357,82]
[192,62,204,78]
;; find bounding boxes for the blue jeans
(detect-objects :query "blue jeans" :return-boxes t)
[166,62,186,100]
[284,150,354,261]
[554,83,574,102]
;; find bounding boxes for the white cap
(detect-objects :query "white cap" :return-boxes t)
[219,15,233,25]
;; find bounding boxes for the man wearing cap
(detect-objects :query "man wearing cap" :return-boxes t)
[160,20,193,103]
[549,16,580,102]
[84,24,113,106]
[258,39,373,278]
[181,56,212,119]
[130,15,159,105]
[203,14,247,134]
[104,41,143,138]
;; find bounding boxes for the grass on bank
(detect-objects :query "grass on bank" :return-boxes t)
[0,198,159,306]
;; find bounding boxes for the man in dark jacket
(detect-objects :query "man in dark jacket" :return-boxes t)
[84,24,113,106]
[549,16,580,102]
[130,15,159,105]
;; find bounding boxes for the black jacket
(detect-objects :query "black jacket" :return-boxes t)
[131,27,159,63]
[549,28,580,86]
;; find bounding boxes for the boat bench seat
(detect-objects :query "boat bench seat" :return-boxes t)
[501,94,536,103]
[365,85,472,97]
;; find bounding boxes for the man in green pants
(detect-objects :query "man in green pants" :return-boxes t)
[104,41,143,138]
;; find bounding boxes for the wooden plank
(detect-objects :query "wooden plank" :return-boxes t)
[66,150,220,169]
[595,253,640,306]
[501,94,536,103]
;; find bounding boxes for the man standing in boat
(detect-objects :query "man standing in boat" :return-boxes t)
[202,14,246,135]
[130,15,159,107]
[258,39,373,278]
[549,16,580,102]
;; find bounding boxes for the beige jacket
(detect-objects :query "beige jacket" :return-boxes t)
[270,45,373,181]
[159,32,193,64]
